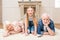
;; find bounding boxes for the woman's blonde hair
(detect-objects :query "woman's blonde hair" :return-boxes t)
[26,7,38,27]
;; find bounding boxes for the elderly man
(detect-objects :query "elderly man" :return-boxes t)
[37,13,55,36]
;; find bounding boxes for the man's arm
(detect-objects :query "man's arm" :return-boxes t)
[37,20,42,34]
[47,27,55,36]
[46,22,55,36]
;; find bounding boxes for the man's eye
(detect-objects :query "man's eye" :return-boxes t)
[47,19,48,20]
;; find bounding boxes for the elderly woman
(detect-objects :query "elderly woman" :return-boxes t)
[37,13,55,36]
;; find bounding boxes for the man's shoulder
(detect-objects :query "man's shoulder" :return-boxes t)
[38,19,43,25]
[38,19,42,22]
[50,19,54,24]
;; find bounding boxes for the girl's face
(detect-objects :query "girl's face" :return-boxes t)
[27,8,34,17]
[7,24,14,31]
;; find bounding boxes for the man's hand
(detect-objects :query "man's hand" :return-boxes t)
[43,32,49,35]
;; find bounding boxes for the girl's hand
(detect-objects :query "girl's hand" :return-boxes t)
[34,32,37,36]
[25,33,28,36]
[3,32,10,37]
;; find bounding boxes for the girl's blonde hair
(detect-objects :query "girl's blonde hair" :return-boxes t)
[26,7,38,27]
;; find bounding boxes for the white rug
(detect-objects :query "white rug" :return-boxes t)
[0,28,60,40]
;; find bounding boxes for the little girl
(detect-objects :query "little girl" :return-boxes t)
[16,21,24,33]
[3,21,24,37]
[24,7,38,36]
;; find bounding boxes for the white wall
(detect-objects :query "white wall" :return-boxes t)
[2,0,21,23]
[0,0,2,23]
[41,0,60,24]
[41,0,54,21]
[2,0,60,24]
[53,8,60,24]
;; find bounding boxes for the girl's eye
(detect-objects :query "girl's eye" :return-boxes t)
[46,19,48,20]
[43,19,45,20]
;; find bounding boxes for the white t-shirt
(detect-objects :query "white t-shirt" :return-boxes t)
[44,26,47,32]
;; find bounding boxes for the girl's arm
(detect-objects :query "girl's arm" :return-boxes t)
[34,26,37,35]
[34,18,38,35]
[25,18,28,35]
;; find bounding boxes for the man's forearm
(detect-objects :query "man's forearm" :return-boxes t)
[47,27,55,36]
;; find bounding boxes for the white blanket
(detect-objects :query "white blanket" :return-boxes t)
[0,28,60,40]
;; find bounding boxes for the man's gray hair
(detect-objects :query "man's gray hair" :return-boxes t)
[41,13,50,18]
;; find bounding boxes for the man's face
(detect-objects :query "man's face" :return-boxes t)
[42,16,50,25]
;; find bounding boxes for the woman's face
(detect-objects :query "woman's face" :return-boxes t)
[27,8,34,17]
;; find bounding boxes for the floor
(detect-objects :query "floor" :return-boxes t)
[0,28,60,40]
[0,23,3,29]
[55,24,60,29]
[0,23,60,40]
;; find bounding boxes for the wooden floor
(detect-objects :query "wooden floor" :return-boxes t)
[0,23,60,29]
[0,23,3,28]
[55,24,60,29]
